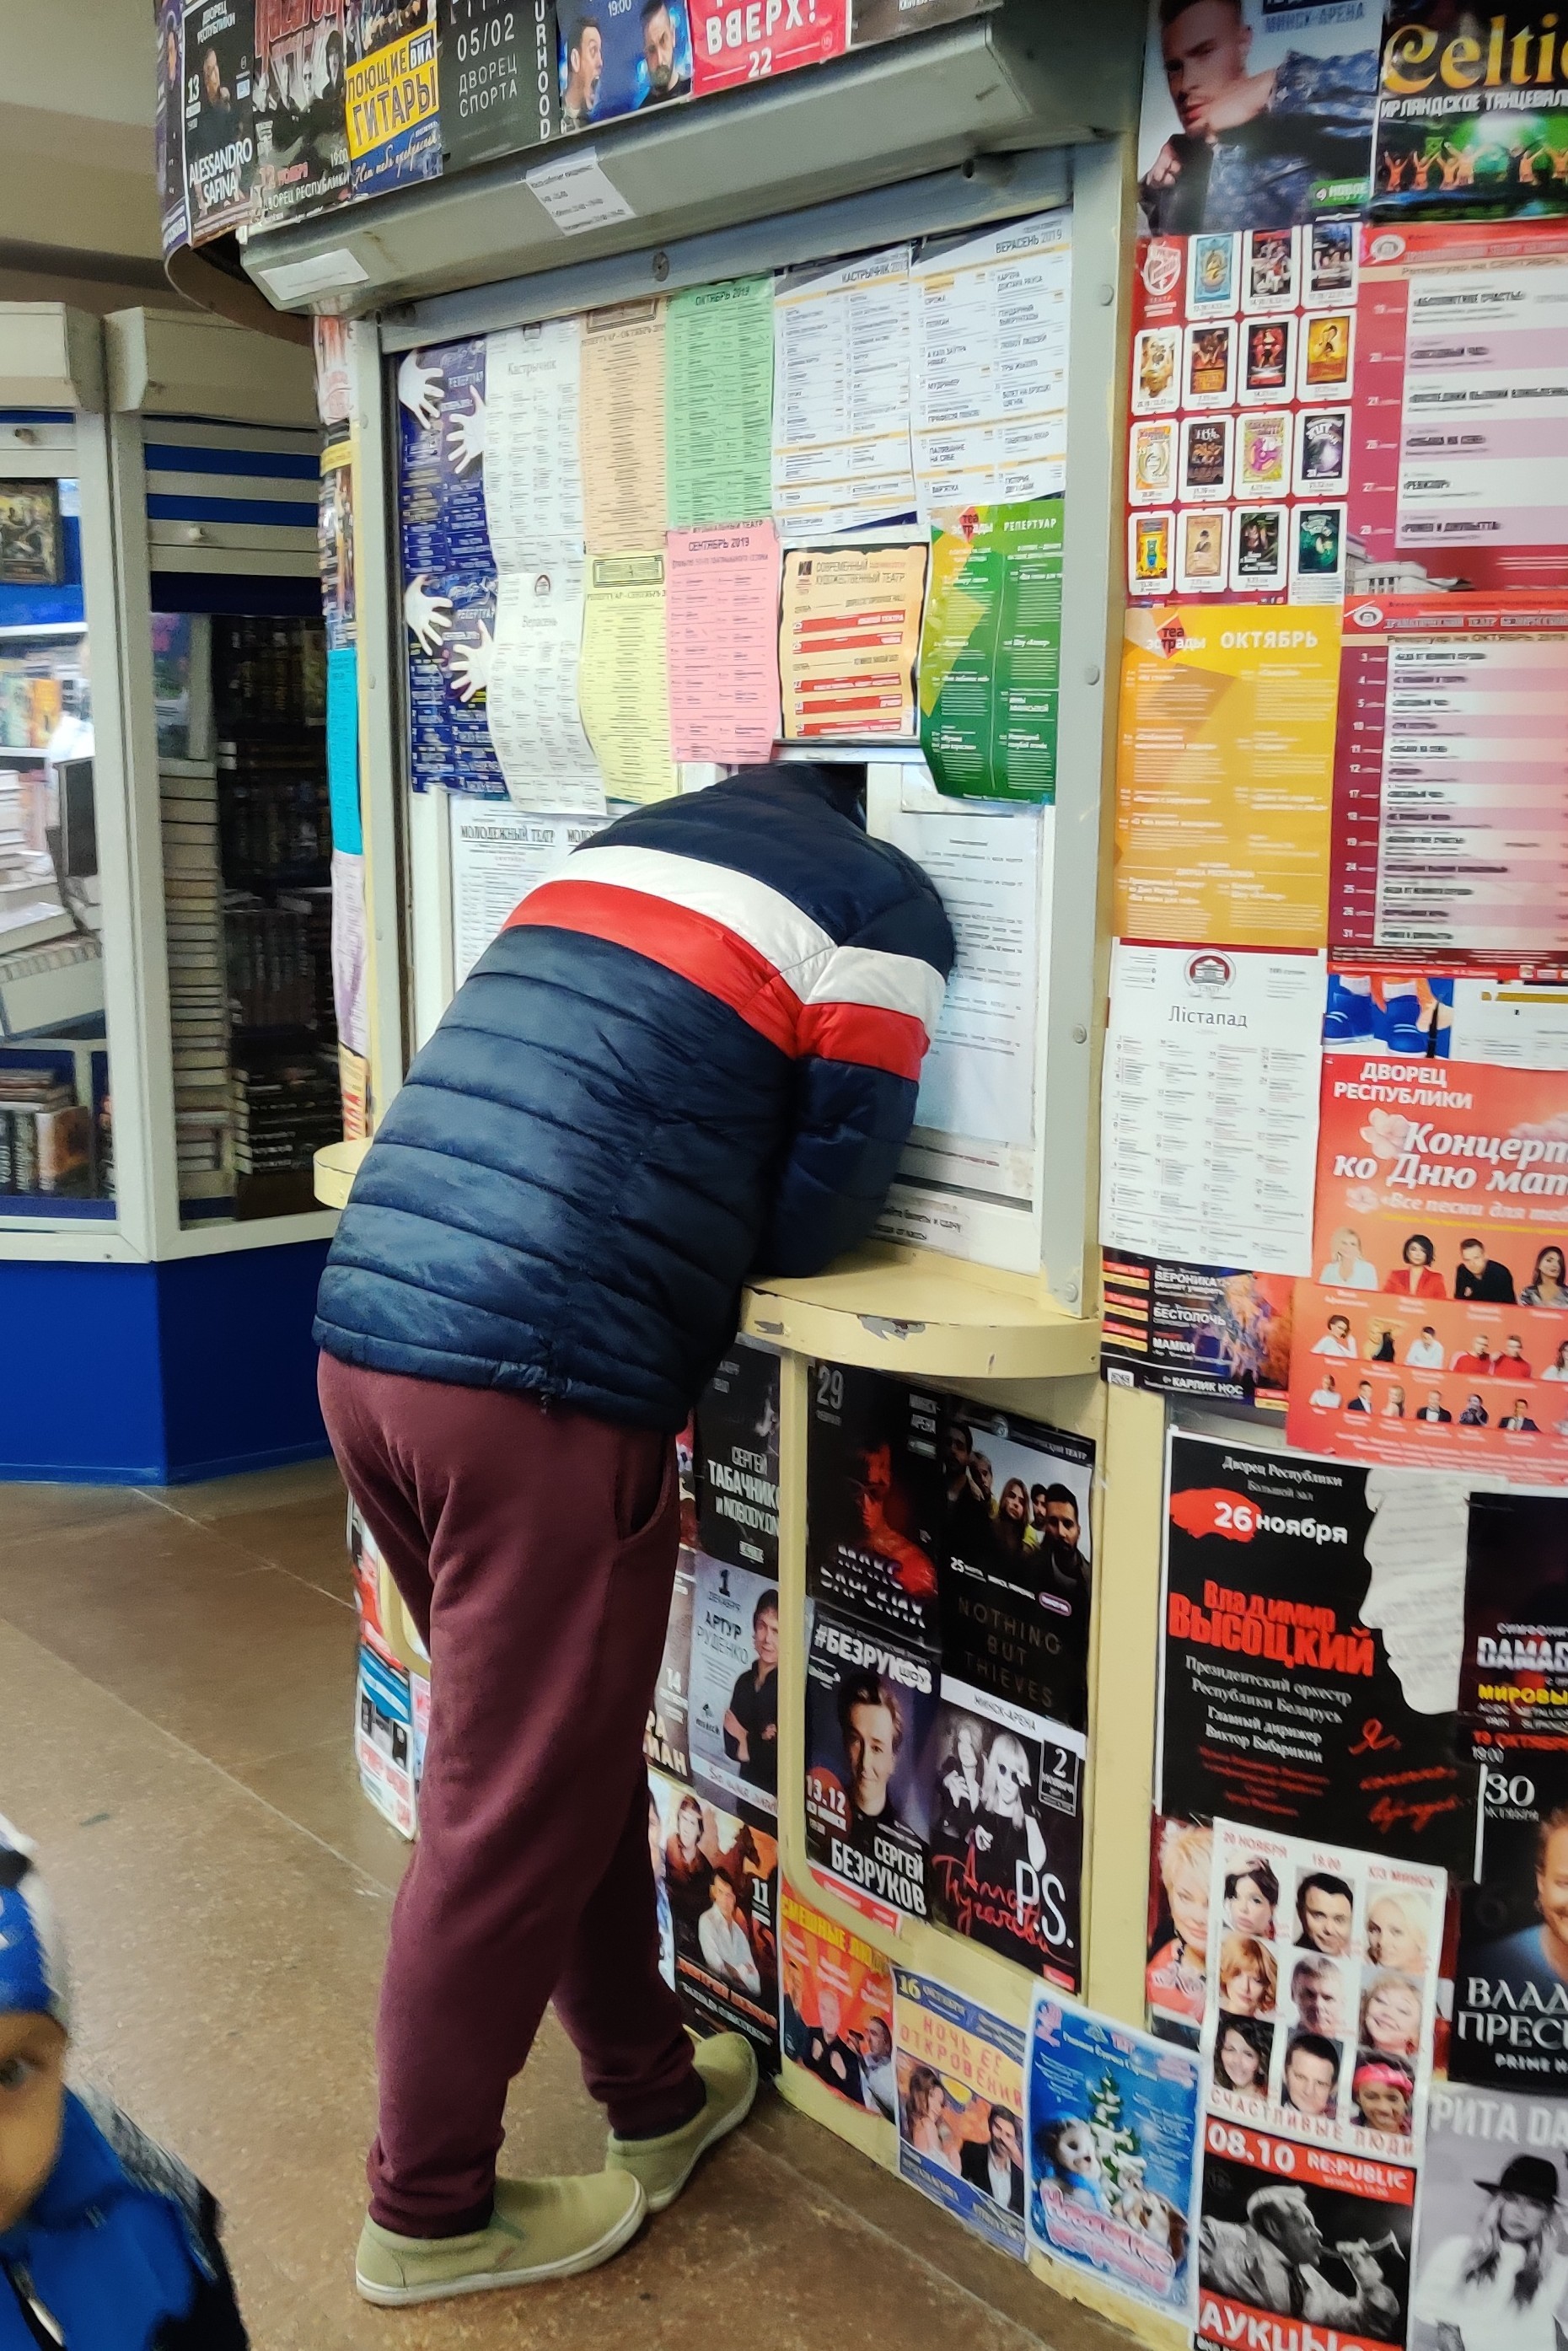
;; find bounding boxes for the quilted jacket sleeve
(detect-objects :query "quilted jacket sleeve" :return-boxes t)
[754,883,954,1280]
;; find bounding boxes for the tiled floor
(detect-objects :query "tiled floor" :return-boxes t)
[0,1459,1128,2350]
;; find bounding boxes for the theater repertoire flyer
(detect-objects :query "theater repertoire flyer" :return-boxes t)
[648,1764,779,2072]
[1026,1986,1200,2320]
[804,1366,1093,1987]
[780,1880,896,2135]
[1126,225,1357,603]
[1158,1434,1478,1877]
[894,1968,1028,2258]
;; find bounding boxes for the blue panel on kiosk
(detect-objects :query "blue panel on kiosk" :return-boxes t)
[0,1260,166,1483]
[157,1241,332,1484]
[0,1243,332,1484]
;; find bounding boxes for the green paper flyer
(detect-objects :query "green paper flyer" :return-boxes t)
[918,499,1062,804]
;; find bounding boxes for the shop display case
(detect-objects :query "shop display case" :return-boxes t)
[0,303,341,1480]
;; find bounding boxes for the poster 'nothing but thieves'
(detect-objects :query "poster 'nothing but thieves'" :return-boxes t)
[1158,1433,1478,1874]
[254,0,352,226]
[438,0,556,172]
[183,0,255,242]
[931,1407,1094,1992]
[1375,1,1568,217]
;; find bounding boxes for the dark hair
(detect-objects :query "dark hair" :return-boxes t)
[1460,1236,1484,1253]
[1214,2016,1270,2089]
[945,1419,973,1446]
[1030,1484,1050,1503]
[754,1588,778,1627]
[1286,2030,1340,2073]
[1534,1245,1565,1281]
[836,1668,905,1751]
[1403,1233,1436,1267]
[1159,0,1241,23]
[1535,1804,1568,1867]
[1226,1859,1280,1909]
[1044,1483,1079,1517]
[1297,1872,1352,1922]
[569,13,601,46]
[640,0,672,19]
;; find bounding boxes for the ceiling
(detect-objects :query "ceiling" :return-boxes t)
[0,0,187,311]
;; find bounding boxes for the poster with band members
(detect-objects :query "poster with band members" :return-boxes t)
[688,1551,779,1821]
[1375,0,1568,217]
[1410,2083,1568,2351]
[1202,1816,1442,2163]
[894,1968,1028,2259]
[940,1406,1093,1732]
[648,1766,780,2073]
[927,1405,1090,1984]
[805,1604,936,1926]
[1451,1749,1568,2094]
[1196,2119,1415,2351]
[1158,1434,1479,1874]
[438,0,556,172]
[1459,1492,1568,1741]
[346,0,443,196]
[806,1362,944,1650]
[780,1879,897,2131]
[254,0,352,226]
[645,1544,694,1780]
[1127,230,1356,604]
[157,1,188,250]
[1136,0,1379,235]
[694,1338,780,1577]
[1102,1251,1295,1406]
[1026,1987,1201,2321]
[182,0,256,242]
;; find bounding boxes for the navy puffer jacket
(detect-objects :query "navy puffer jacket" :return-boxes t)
[314,768,954,1428]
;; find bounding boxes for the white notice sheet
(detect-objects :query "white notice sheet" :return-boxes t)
[868,765,1043,1203]
[1101,941,1324,1275]
[483,318,585,570]
[771,244,916,532]
[448,796,605,988]
[910,209,1072,515]
[486,564,605,816]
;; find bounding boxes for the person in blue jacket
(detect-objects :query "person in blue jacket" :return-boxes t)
[0,1821,247,2349]
[314,765,954,2305]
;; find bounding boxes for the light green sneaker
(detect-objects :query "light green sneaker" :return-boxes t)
[354,2171,647,2305]
[605,2032,759,2214]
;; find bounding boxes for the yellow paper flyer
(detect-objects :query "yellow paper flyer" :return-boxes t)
[1114,603,1340,949]
[577,552,679,804]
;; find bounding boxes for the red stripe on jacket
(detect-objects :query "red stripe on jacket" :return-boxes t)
[507,878,926,1078]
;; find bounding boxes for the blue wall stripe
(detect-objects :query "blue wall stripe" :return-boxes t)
[144,443,320,481]
[146,493,318,527]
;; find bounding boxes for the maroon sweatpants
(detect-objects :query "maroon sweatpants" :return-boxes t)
[318,1353,701,2236]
